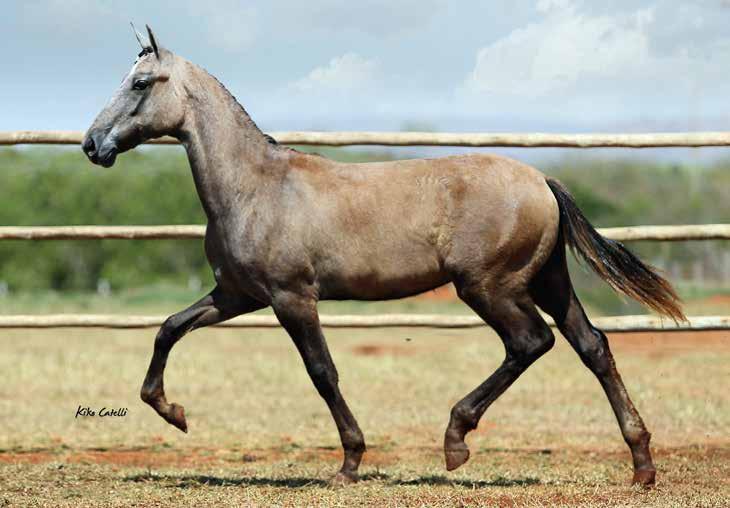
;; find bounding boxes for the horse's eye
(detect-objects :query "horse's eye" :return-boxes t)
[132,79,149,91]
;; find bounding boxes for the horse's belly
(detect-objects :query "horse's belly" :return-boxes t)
[316,252,449,300]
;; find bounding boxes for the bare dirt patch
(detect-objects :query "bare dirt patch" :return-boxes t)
[351,344,418,356]
[608,330,730,354]
[698,294,730,307]
[412,284,457,301]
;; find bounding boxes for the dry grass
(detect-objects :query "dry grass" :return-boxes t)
[1,325,728,506]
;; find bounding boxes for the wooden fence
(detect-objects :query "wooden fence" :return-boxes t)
[0,314,727,332]
[1,224,730,242]
[5,130,730,147]
[1,129,730,333]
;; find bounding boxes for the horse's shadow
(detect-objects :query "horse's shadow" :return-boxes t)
[123,471,540,489]
[392,475,540,488]
[125,473,329,488]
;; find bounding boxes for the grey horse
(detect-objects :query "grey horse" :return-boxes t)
[83,26,683,486]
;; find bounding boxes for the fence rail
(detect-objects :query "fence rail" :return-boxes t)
[2,129,729,333]
[5,130,730,148]
[0,225,205,240]
[1,224,729,242]
[0,313,727,332]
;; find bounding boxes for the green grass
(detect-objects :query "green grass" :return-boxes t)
[2,279,730,318]
[0,284,467,316]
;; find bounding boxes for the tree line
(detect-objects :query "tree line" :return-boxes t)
[1,147,728,312]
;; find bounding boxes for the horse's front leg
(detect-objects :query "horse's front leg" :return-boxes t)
[140,286,265,432]
[272,291,366,485]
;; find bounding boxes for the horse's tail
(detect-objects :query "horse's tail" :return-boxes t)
[546,178,686,322]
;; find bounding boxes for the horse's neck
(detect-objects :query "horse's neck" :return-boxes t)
[177,67,276,222]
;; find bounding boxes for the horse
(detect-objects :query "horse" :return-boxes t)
[82,26,684,486]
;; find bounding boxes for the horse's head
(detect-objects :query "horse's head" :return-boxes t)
[83,25,184,167]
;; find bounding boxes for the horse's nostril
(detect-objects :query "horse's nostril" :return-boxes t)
[83,136,96,155]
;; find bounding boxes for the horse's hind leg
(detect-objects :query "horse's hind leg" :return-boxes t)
[140,286,264,432]
[444,282,555,471]
[530,247,656,486]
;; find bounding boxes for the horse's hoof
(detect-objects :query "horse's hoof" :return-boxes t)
[329,471,358,487]
[631,468,656,487]
[444,443,470,471]
[167,403,188,433]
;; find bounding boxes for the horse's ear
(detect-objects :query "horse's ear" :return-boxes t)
[130,22,148,51]
[146,24,160,59]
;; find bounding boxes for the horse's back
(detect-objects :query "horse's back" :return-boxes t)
[284,151,559,299]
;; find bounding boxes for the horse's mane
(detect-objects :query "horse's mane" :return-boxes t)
[205,70,278,146]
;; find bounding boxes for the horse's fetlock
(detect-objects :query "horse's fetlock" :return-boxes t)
[625,427,651,448]
[140,378,163,404]
[343,429,366,453]
[140,386,157,404]
[450,405,477,431]
[154,330,174,351]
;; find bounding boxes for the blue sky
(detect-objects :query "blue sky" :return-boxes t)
[3,0,730,150]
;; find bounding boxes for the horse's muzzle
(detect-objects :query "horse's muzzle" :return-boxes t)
[82,131,118,168]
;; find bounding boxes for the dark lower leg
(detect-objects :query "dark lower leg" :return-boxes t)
[274,293,365,483]
[140,289,258,432]
[596,356,655,485]
[531,245,655,486]
[303,353,365,482]
[560,295,655,485]
[445,289,554,470]
[140,297,212,432]
[322,387,366,483]
[444,359,528,470]
[304,350,366,482]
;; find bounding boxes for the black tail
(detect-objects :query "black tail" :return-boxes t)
[546,178,686,322]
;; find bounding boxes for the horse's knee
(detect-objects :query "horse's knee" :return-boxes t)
[154,317,182,351]
[271,291,318,323]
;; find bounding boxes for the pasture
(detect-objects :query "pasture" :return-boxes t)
[1,297,728,507]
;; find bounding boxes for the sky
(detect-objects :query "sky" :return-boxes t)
[3,0,730,161]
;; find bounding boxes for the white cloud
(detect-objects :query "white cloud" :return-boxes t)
[466,2,657,96]
[291,53,379,92]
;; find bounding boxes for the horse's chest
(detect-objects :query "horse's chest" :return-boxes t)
[204,224,272,293]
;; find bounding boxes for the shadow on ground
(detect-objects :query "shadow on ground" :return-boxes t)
[392,475,540,487]
[123,471,540,489]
